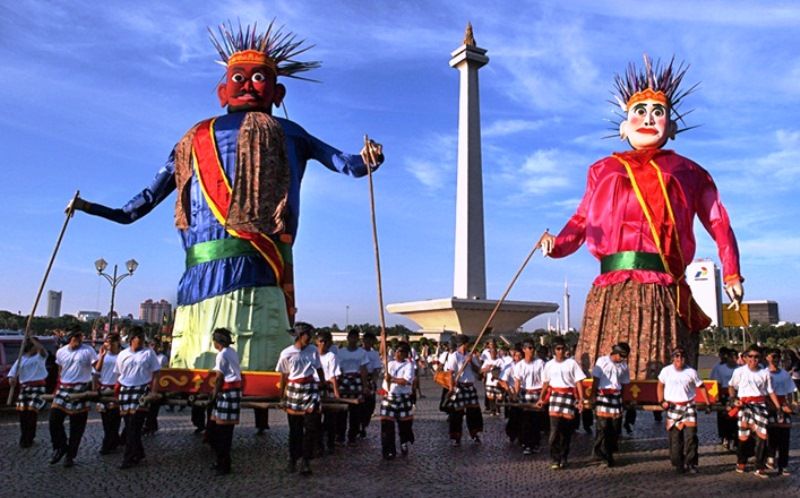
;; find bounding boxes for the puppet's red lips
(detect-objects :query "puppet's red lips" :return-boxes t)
[636,128,658,135]
[234,94,258,101]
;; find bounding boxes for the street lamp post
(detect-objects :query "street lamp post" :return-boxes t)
[95,258,138,334]
[345,305,350,331]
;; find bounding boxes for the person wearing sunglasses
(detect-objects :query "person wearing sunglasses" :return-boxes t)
[588,342,631,467]
[729,345,784,478]
[765,348,797,477]
[657,347,710,474]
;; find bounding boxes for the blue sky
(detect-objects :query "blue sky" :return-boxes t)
[1,0,799,330]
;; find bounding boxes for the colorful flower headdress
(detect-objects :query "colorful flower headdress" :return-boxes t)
[610,54,699,134]
[208,20,321,81]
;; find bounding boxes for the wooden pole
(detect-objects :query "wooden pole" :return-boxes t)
[363,135,389,375]
[7,190,79,405]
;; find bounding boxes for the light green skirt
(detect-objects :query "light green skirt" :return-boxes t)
[170,286,291,371]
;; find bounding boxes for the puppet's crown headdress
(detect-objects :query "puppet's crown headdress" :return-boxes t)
[611,54,698,134]
[209,20,321,81]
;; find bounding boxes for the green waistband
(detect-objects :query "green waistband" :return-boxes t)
[600,251,665,274]
[185,238,259,269]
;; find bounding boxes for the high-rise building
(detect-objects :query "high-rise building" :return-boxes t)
[686,259,723,327]
[47,290,62,318]
[139,299,172,324]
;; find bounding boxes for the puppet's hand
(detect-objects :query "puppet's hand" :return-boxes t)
[725,281,744,311]
[538,231,555,257]
[65,197,89,216]
[360,139,384,169]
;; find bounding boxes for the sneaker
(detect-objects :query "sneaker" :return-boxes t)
[765,459,775,470]
[299,459,312,476]
[559,460,568,469]
[687,465,698,474]
[472,435,481,445]
[531,446,540,454]
[523,447,533,456]
[753,469,769,479]
[63,456,75,468]
[383,452,396,461]
[623,423,633,434]
[736,464,746,473]
[358,430,367,439]
[400,443,409,456]
[777,468,791,476]
[550,462,561,470]
[451,439,461,447]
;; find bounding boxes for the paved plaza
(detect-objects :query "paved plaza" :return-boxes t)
[1,377,798,497]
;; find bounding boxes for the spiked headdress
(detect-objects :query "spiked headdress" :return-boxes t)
[611,54,698,134]
[208,20,321,81]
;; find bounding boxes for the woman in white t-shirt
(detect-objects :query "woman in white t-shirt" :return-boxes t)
[380,342,416,459]
[93,333,122,454]
[7,336,48,448]
[315,330,341,455]
[208,328,242,475]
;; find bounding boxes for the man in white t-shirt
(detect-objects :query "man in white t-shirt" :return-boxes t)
[657,347,710,474]
[93,333,122,454]
[276,322,325,475]
[380,342,416,460]
[207,328,242,476]
[361,332,383,438]
[8,336,48,448]
[729,345,783,477]
[710,347,738,449]
[115,327,162,470]
[48,325,98,468]
[765,348,797,476]
[444,334,484,445]
[589,342,630,467]
[336,328,370,445]
[536,337,586,470]
[315,330,341,455]
[512,341,545,455]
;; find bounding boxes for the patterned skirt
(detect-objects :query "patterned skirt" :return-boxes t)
[96,384,118,412]
[339,374,363,401]
[16,383,46,412]
[576,281,698,380]
[118,383,150,416]
[549,390,578,419]
[380,393,414,420]
[595,391,623,418]
[212,388,242,425]
[519,389,541,408]
[448,384,480,411]
[738,402,769,440]
[285,381,320,415]
[485,385,504,400]
[666,402,697,430]
[52,382,91,414]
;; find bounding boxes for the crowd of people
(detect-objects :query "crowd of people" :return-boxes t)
[6,325,799,479]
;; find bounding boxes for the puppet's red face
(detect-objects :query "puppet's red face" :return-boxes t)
[216,63,285,112]
[621,99,674,150]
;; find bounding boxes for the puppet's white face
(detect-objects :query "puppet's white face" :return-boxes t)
[620,99,674,150]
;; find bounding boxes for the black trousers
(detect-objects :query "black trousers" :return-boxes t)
[506,407,522,442]
[738,435,767,468]
[624,407,637,427]
[335,403,362,442]
[143,399,161,432]
[548,416,575,463]
[668,425,698,468]
[101,408,122,451]
[381,419,414,457]
[593,416,622,460]
[123,410,147,464]
[191,405,207,430]
[320,410,337,451]
[254,408,270,430]
[767,426,791,469]
[582,408,594,432]
[49,409,88,458]
[288,413,320,461]
[520,410,542,449]
[18,410,38,446]
[448,407,483,439]
[362,393,376,431]
[209,423,234,471]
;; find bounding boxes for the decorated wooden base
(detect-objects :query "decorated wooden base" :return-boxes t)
[580,379,720,405]
[156,368,282,398]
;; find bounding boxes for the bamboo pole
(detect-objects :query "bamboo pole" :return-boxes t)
[7,190,79,405]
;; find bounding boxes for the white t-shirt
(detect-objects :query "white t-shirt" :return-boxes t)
[710,362,736,389]
[276,344,321,380]
[769,369,798,397]
[157,352,169,368]
[213,347,241,383]
[338,347,369,374]
[482,357,503,387]
[115,347,162,387]
[592,355,631,391]
[95,352,119,386]
[444,351,480,384]
[384,360,415,395]
[730,365,773,398]
[513,358,545,390]
[56,344,98,384]
[500,360,518,384]
[364,348,382,375]
[658,364,703,402]
[316,350,341,383]
[543,358,586,388]
[8,353,48,384]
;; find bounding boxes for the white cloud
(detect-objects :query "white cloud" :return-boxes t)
[403,134,457,190]
[483,118,547,137]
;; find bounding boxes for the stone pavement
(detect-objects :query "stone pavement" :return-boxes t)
[1,377,797,497]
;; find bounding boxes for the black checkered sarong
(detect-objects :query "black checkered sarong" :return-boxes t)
[339,373,363,401]
[118,383,150,416]
[548,390,578,419]
[666,402,697,430]
[380,393,414,420]
[448,383,480,411]
[16,383,46,412]
[738,401,769,440]
[52,382,91,414]
[95,384,118,412]
[284,380,320,414]
[595,391,623,418]
[212,388,242,424]
[486,385,503,400]
[519,388,541,408]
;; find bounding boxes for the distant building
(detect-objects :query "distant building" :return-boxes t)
[721,301,780,327]
[686,259,723,328]
[139,299,172,324]
[77,310,102,322]
[46,290,62,318]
